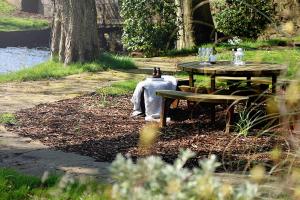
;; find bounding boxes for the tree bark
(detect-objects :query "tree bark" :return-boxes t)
[176,0,215,49]
[51,0,99,65]
[192,0,215,44]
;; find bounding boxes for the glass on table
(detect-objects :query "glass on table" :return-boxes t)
[198,47,212,65]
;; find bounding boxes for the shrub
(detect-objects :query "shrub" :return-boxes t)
[0,113,16,125]
[110,149,258,200]
[213,0,275,38]
[120,0,177,56]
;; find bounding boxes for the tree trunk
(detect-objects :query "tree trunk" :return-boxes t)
[192,0,215,44]
[51,0,99,65]
[176,0,215,49]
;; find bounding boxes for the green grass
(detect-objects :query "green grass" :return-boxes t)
[216,49,300,77]
[0,16,49,31]
[160,37,300,57]
[0,0,15,14]
[173,48,300,87]
[97,79,139,96]
[0,168,109,200]
[0,53,137,83]
[0,168,58,200]
[0,113,16,125]
[0,0,49,32]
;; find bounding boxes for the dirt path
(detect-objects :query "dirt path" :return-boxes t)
[0,70,145,113]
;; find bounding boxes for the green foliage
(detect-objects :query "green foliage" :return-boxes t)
[111,149,258,199]
[120,0,177,56]
[0,17,48,31]
[213,0,275,38]
[0,0,15,14]
[235,109,264,136]
[0,53,136,83]
[0,113,16,125]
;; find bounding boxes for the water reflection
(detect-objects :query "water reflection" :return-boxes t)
[0,47,50,74]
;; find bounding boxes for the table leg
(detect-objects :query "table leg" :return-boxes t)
[225,105,235,134]
[189,73,194,87]
[272,75,277,94]
[210,75,216,93]
[247,76,251,88]
[210,104,215,123]
[160,97,168,127]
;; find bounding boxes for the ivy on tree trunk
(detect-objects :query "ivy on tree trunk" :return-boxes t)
[51,0,99,65]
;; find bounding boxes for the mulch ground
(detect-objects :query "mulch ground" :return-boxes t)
[7,93,288,171]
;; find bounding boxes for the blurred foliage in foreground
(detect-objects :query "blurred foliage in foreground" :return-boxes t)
[0,150,259,200]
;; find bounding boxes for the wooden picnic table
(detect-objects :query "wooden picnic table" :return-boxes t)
[177,61,287,94]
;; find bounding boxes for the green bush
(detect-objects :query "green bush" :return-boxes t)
[120,0,177,56]
[111,150,258,199]
[213,0,275,38]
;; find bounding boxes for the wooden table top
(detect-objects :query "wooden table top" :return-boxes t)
[177,61,287,77]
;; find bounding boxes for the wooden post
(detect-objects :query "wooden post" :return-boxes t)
[189,73,194,87]
[272,75,277,94]
[160,97,168,127]
[210,75,216,92]
[246,76,251,88]
[210,104,215,123]
[225,105,235,134]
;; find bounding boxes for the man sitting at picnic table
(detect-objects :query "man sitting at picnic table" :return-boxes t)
[131,68,177,121]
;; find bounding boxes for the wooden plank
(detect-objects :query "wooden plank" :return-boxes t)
[216,76,272,84]
[156,90,249,104]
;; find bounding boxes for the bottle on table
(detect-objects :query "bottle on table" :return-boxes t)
[152,67,157,78]
[157,68,161,78]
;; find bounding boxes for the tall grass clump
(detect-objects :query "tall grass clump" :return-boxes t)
[0,113,16,125]
[0,53,137,83]
[0,169,58,200]
[96,53,136,70]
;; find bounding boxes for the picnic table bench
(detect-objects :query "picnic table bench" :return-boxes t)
[156,90,249,133]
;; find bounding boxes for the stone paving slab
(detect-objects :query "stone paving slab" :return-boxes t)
[0,126,110,180]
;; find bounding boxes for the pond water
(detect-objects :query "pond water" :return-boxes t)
[0,47,50,74]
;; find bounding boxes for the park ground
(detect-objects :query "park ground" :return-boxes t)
[0,0,300,198]
[0,44,299,199]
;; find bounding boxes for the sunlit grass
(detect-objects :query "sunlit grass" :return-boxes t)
[0,16,49,31]
[0,168,109,200]
[97,79,139,96]
[0,0,15,14]
[0,53,137,83]
[0,113,16,125]
[219,49,300,77]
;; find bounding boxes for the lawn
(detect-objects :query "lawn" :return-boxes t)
[0,16,48,31]
[0,0,14,14]
[0,0,49,31]
[0,53,137,83]
[0,168,109,200]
